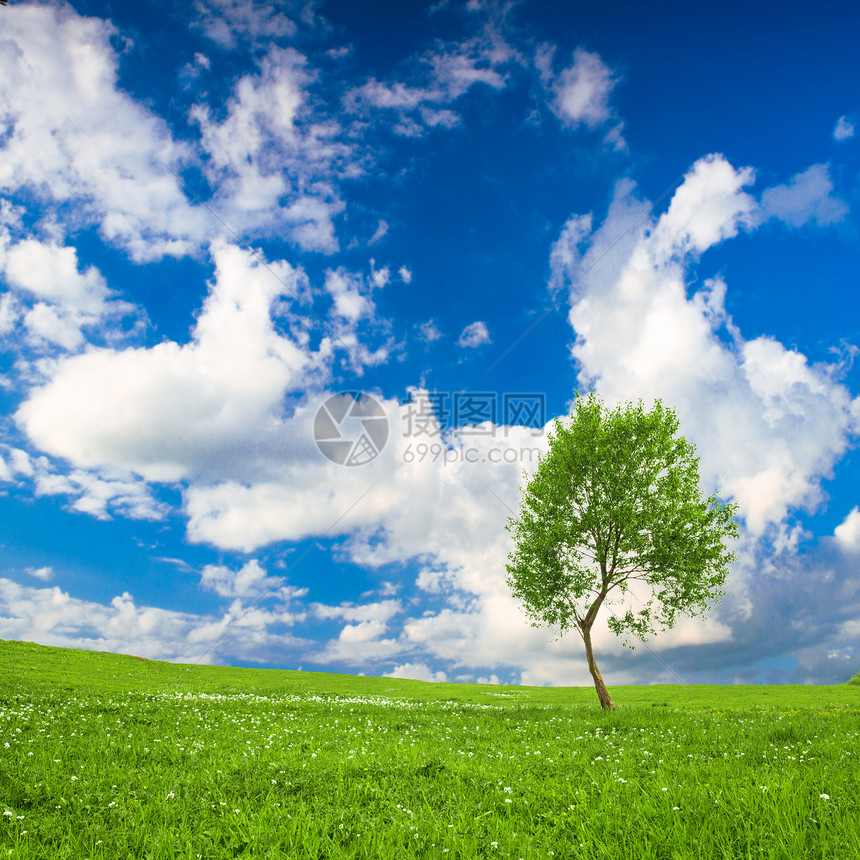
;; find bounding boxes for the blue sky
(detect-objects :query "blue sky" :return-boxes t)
[1,0,859,687]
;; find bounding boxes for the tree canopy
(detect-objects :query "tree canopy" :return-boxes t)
[505,391,740,709]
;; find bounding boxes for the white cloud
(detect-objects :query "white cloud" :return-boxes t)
[0,577,309,665]
[183,447,392,553]
[399,267,413,284]
[0,447,34,480]
[343,12,519,137]
[649,154,756,260]
[200,559,308,601]
[32,464,167,521]
[416,567,453,594]
[457,320,490,348]
[833,115,855,141]
[368,220,389,245]
[16,242,327,483]
[369,261,390,289]
[200,559,268,598]
[347,79,438,112]
[320,266,396,370]
[338,620,388,643]
[834,507,860,552]
[0,4,204,261]
[4,241,110,314]
[384,662,447,682]
[25,567,53,582]
[757,164,848,228]
[538,46,625,147]
[428,44,507,100]
[418,320,442,344]
[325,268,374,323]
[309,614,402,664]
[182,392,535,556]
[548,152,860,607]
[192,0,297,50]
[2,239,134,352]
[313,600,401,624]
[547,212,592,297]
[0,293,18,335]
[553,48,617,127]
[23,304,85,351]
[190,46,351,253]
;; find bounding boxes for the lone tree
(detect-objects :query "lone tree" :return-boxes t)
[505,392,739,710]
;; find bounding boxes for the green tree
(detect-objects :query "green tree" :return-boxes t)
[505,392,740,710]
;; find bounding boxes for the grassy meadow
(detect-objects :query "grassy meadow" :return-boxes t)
[2,639,860,859]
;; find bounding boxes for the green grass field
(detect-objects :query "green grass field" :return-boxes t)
[2,639,860,859]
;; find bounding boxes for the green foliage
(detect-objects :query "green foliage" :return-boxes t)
[506,391,740,647]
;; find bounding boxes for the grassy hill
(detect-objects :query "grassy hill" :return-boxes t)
[2,637,860,709]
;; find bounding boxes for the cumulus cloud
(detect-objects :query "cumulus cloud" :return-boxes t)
[200,559,267,597]
[384,662,447,682]
[312,599,401,624]
[22,305,84,351]
[537,45,625,147]
[551,48,616,126]
[2,239,133,351]
[834,507,860,552]
[33,466,167,521]
[5,241,111,314]
[308,614,403,665]
[0,447,34,480]
[322,266,396,371]
[0,577,310,665]
[303,599,404,665]
[190,46,351,253]
[547,212,592,297]
[0,4,204,261]
[833,115,855,141]
[457,320,490,348]
[546,152,860,664]
[182,394,405,551]
[649,155,756,259]
[16,242,328,483]
[418,320,442,343]
[25,567,53,582]
[369,261,391,289]
[325,268,375,323]
[757,164,848,228]
[553,155,859,538]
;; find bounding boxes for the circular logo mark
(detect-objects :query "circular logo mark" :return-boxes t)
[314,391,389,466]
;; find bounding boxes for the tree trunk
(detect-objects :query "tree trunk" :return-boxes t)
[581,623,614,710]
